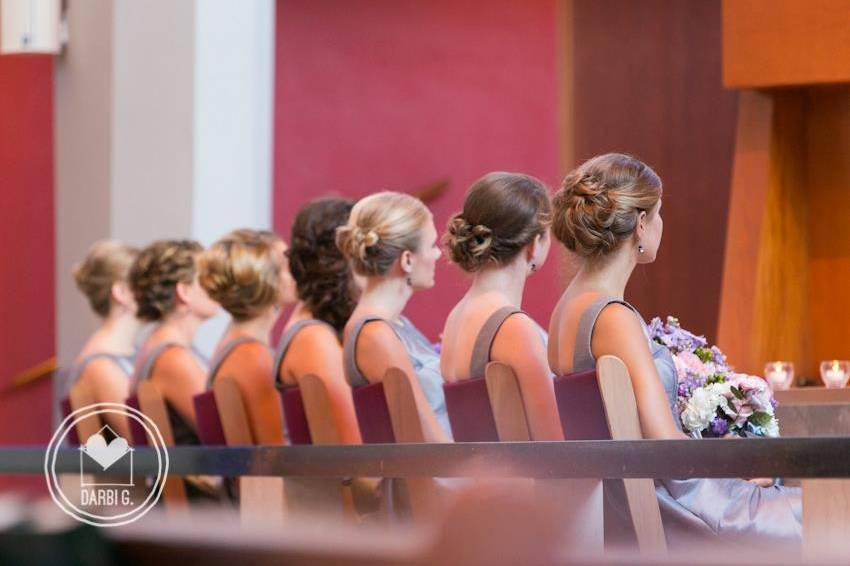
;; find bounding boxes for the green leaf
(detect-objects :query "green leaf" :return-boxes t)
[694,347,713,363]
[731,386,745,400]
[749,411,773,427]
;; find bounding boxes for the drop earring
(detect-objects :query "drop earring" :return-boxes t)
[530,262,537,273]
[638,245,645,254]
[406,276,413,287]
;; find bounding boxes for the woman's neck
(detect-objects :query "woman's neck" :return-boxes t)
[228,307,280,345]
[156,310,204,346]
[357,276,412,321]
[90,310,140,355]
[285,302,313,327]
[571,248,636,299]
[467,260,527,307]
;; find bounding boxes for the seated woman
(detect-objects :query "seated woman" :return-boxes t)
[337,191,450,441]
[548,153,801,547]
[66,240,140,439]
[440,173,563,441]
[276,198,363,444]
[129,239,220,446]
[200,229,296,445]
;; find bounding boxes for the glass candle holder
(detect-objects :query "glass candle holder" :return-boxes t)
[820,360,850,389]
[764,361,794,391]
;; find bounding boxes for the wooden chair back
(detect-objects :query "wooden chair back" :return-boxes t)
[136,380,189,511]
[484,362,531,442]
[596,355,667,554]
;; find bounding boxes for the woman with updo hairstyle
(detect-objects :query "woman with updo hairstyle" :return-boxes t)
[200,228,296,445]
[337,191,450,441]
[275,198,362,444]
[130,239,220,446]
[440,172,563,441]
[548,153,801,547]
[66,240,140,439]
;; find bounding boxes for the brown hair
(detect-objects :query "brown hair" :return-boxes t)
[73,240,140,317]
[335,191,431,276]
[552,153,662,258]
[129,239,203,322]
[444,172,551,272]
[288,198,356,333]
[199,229,284,322]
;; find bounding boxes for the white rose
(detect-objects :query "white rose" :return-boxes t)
[681,386,728,432]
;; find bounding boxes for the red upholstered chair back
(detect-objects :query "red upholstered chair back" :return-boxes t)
[352,382,395,443]
[60,397,80,446]
[553,369,611,440]
[281,387,312,445]
[193,390,227,445]
[443,378,499,442]
[125,394,149,446]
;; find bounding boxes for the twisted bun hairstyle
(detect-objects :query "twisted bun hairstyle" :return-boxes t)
[552,153,661,258]
[287,198,356,333]
[129,239,203,322]
[72,240,139,317]
[335,191,430,276]
[198,229,284,322]
[444,172,551,272]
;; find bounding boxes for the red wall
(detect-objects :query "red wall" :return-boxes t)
[274,0,561,338]
[0,55,55,491]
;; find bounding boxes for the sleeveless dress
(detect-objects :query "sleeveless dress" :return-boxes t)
[572,297,802,549]
[273,318,337,388]
[468,305,526,379]
[207,335,265,390]
[344,315,452,439]
[132,342,208,447]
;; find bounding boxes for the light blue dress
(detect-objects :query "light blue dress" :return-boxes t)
[573,297,802,549]
[344,315,452,439]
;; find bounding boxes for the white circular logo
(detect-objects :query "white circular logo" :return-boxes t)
[44,402,168,527]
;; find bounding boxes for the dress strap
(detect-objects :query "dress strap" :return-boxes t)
[132,342,183,392]
[273,319,335,388]
[572,297,642,372]
[206,336,263,389]
[343,315,400,387]
[468,306,525,379]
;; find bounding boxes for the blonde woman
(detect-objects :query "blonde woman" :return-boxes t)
[440,173,563,441]
[549,153,800,547]
[129,240,220,446]
[337,191,450,441]
[66,241,140,439]
[201,229,297,445]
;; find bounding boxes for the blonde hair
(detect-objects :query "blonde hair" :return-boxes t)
[199,229,284,321]
[552,153,662,258]
[335,191,431,276]
[129,239,203,321]
[73,240,139,317]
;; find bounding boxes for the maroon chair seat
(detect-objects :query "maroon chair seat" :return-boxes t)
[281,387,312,445]
[125,395,149,446]
[352,382,395,444]
[60,397,80,446]
[443,378,499,442]
[193,391,227,445]
[553,369,611,440]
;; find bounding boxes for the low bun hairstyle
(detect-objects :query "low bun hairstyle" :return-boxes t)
[335,191,430,276]
[552,153,662,258]
[73,240,140,317]
[444,172,551,272]
[288,198,356,332]
[198,229,284,322]
[129,239,203,322]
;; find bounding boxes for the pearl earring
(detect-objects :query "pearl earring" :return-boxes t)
[638,245,645,254]
[530,262,537,273]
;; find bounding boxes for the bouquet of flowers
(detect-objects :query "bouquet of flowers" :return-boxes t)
[648,316,779,438]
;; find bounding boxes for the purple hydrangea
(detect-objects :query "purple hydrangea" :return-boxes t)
[710,417,728,437]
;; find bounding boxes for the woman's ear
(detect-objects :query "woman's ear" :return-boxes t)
[399,250,413,274]
[111,281,133,307]
[174,280,192,305]
[635,210,648,241]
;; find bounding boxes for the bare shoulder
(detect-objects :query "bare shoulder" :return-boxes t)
[592,303,647,357]
[229,341,273,366]
[78,357,127,385]
[357,319,403,353]
[291,323,342,357]
[156,345,204,379]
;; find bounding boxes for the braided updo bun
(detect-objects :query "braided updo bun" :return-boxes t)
[335,191,430,276]
[444,172,551,272]
[552,153,661,258]
[129,239,203,321]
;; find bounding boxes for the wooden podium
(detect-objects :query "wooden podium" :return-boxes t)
[717,0,850,383]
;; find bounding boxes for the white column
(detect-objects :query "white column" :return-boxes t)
[54,0,275,368]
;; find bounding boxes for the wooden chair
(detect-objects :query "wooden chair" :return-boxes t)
[193,390,227,445]
[136,380,189,513]
[212,375,286,526]
[485,361,603,553]
[442,378,499,442]
[555,356,667,554]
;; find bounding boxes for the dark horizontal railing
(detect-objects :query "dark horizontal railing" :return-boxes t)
[5,437,850,479]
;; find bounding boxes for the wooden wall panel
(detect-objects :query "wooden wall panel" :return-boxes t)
[723,0,850,88]
[572,0,738,343]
